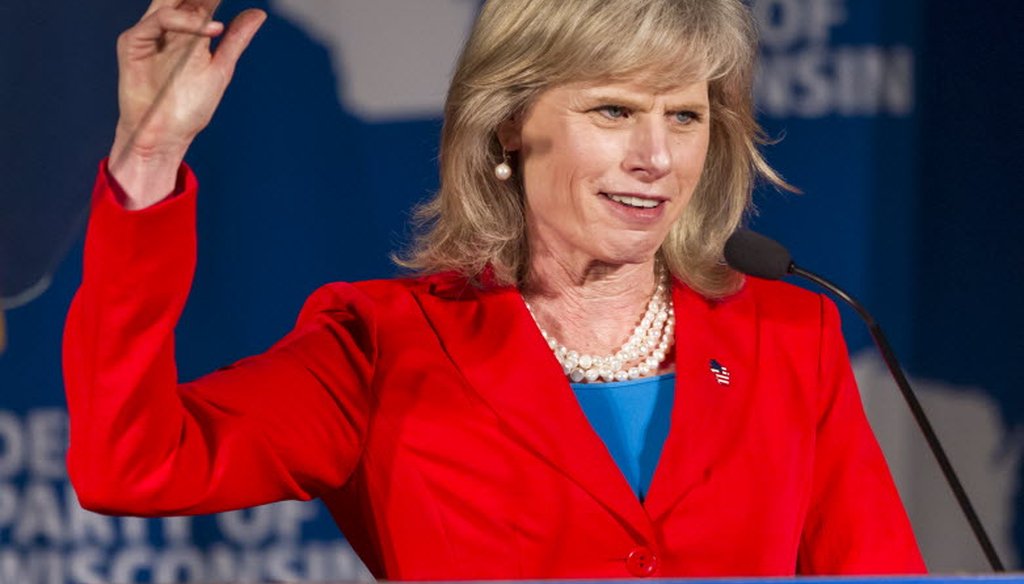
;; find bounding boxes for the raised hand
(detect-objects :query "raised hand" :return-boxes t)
[109,0,266,208]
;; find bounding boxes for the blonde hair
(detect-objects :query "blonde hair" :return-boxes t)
[396,0,790,298]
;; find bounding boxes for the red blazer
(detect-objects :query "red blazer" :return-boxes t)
[64,163,926,580]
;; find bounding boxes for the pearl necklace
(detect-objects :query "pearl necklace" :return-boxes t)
[524,268,675,384]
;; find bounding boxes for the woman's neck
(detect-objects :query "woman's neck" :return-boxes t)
[521,250,660,357]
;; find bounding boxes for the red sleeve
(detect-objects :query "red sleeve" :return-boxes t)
[797,296,927,574]
[62,160,374,517]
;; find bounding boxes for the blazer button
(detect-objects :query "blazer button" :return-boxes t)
[625,546,658,577]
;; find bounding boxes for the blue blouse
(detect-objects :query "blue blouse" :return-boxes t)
[570,373,675,501]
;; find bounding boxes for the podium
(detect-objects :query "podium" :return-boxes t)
[294,573,1015,577]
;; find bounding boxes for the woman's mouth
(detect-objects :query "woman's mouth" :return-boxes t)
[602,193,663,209]
[599,192,667,223]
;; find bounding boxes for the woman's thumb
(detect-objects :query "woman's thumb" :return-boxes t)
[213,9,268,76]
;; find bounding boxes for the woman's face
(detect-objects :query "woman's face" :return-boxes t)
[505,77,711,268]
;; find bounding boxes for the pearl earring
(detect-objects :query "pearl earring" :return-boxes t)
[494,150,512,181]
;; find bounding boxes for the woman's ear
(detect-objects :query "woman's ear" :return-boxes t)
[496,117,522,152]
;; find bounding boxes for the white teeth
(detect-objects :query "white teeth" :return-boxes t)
[606,193,660,209]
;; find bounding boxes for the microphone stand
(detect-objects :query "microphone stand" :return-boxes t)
[789,264,1005,572]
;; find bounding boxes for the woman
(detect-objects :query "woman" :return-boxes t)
[64,0,926,578]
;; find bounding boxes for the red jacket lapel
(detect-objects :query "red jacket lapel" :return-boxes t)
[644,282,759,522]
[412,273,655,542]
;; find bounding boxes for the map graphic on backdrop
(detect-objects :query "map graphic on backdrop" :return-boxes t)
[0,0,1019,582]
[271,0,477,121]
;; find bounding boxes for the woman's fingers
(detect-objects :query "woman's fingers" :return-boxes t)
[179,0,225,18]
[212,9,267,76]
[144,0,222,19]
[133,7,223,42]
[142,0,180,19]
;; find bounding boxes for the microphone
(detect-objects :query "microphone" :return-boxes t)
[723,229,792,280]
[724,229,1005,572]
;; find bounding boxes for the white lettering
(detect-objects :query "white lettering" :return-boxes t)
[0,483,16,529]
[0,550,62,584]
[756,47,916,118]
[0,410,69,480]
[205,544,263,582]
[806,0,846,43]
[275,501,318,539]
[67,548,104,584]
[304,541,373,581]
[0,542,365,583]
[66,489,115,546]
[883,47,914,116]
[161,517,192,546]
[120,517,149,545]
[266,545,303,582]
[753,0,847,49]
[153,547,205,583]
[13,483,64,545]
[27,410,67,480]
[793,48,831,117]
[757,55,794,118]
[0,412,24,478]
[217,506,274,546]
[109,547,152,584]
[755,0,804,49]
[835,46,882,115]
[304,542,330,581]
[0,410,363,581]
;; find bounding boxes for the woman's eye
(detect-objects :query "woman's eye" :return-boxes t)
[673,111,700,124]
[597,105,629,119]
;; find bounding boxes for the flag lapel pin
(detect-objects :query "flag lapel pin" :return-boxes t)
[709,359,731,386]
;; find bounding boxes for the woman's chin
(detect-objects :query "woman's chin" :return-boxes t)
[590,243,664,267]
[592,234,666,265]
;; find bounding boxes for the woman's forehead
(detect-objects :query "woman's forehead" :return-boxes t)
[564,52,714,88]
[569,77,707,97]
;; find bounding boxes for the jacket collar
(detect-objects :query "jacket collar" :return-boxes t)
[412,272,756,537]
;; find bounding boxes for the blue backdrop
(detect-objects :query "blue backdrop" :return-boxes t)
[1,0,1021,581]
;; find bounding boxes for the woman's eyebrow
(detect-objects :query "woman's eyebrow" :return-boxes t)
[666,102,710,113]
[575,90,654,111]
[579,90,709,114]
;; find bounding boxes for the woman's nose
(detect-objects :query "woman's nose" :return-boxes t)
[623,118,672,181]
